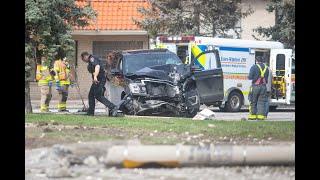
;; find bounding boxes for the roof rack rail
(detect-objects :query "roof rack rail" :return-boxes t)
[123,49,169,54]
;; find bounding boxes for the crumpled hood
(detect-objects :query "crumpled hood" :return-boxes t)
[127,64,191,81]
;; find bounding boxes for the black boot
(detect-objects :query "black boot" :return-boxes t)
[86,109,94,116]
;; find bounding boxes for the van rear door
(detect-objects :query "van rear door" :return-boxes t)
[270,49,293,104]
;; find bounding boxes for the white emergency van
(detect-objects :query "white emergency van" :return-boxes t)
[152,36,294,112]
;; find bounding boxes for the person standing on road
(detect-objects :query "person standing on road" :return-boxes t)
[53,50,72,112]
[36,57,54,112]
[248,56,269,120]
[81,51,119,116]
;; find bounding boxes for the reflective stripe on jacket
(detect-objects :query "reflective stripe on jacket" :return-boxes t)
[254,64,267,85]
[37,65,53,86]
[54,59,70,85]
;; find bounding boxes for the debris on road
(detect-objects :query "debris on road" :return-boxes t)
[192,108,216,120]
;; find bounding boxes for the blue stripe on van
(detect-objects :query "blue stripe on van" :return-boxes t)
[219,47,250,52]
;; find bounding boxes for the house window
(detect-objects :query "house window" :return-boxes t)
[92,41,143,69]
[92,41,143,61]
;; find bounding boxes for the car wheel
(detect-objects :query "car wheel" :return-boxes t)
[185,89,200,117]
[224,91,243,112]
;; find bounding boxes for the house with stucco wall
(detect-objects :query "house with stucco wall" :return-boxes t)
[30,0,150,100]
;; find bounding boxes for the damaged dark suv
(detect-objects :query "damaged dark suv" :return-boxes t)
[112,49,224,117]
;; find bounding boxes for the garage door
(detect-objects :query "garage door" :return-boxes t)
[93,41,143,61]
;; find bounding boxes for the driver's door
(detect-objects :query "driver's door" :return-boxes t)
[190,44,224,104]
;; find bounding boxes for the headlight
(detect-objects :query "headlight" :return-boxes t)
[129,83,146,94]
[169,72,181,83]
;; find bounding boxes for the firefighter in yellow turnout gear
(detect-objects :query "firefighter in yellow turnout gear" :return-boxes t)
[36,58,54,112]
[248,56,269,120]
[54,57,71,112]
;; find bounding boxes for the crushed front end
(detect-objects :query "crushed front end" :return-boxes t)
[118,64,199,117]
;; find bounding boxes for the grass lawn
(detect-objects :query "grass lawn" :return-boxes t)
[26,114,295,142]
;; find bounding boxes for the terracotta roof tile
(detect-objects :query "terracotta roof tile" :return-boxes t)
[75,0,150,31]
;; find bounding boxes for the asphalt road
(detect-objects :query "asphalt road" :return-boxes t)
[32,107,295,122]
[30,100,295,121]
[209,106,295,121]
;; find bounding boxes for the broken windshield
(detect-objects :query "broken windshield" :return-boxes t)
[123,53,182,74]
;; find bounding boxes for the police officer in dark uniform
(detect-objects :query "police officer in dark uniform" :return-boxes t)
[81,51,118,116]
[248,56,269,120]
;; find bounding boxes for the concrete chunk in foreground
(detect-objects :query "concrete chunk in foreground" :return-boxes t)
[105,144,295,168]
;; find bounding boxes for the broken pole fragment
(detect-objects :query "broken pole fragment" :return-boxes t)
[104,144,295,168]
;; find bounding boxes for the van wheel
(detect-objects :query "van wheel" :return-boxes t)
[224,91,243,112]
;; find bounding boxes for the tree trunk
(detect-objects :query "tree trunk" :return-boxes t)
[25,81,33,113]
[211,15,218,37]
[212,24,216,37]
[193,4,200,35]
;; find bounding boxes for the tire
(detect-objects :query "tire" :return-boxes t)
[224,91,243,112]
[185,89,200,117]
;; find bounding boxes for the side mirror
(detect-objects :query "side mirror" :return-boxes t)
[191,65,202,72]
